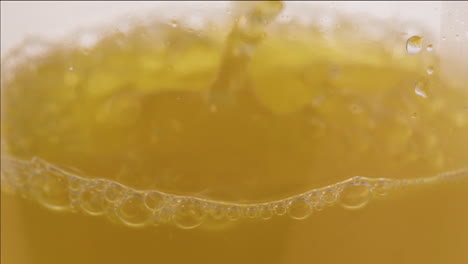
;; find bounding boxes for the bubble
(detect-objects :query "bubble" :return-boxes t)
[7,155,459,230]
[105,208,122,225]
[288,199,312,220]
[68,189,81,211]
[155,207,173,224]
[321,188,339,205]
[274,202,288,216]
[373,180,394,197]
[92,179,108,191]
[80,183,106,216]
[426,66,434,75]
[259,206,274,220]
[226,206,242,220]
[426,44,433,52]
[209,205,227,220]
[144,191,165,211]
[116,192,152,227]
[307,191,321,204]
[414,77,429,98]
[31,156,47,170]
[314,201,326,212]
[68,66,75,71]
[406,35,423,55]
[245,206,259,218]
[104,183,127,203]
[68,176,85,192]
[173,199,205,229]
[29,168,70,211]
[339,182,372,210]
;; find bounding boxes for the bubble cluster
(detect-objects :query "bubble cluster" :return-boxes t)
[1,157,467,229]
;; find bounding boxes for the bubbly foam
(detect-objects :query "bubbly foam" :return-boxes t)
[2,156,467,230]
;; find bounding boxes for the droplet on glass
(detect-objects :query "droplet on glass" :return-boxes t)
[426,66,434,75]
[406,35,423,55]
[414,77,429,98]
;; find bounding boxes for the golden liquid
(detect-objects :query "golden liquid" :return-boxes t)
[2,2,468,264]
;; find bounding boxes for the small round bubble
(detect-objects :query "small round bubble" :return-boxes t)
[288,199,312,220]
[314,201,326,212]
[104,183,127,203]
[260,206,274,220]
[339,182,372,210]
[173,199,205,229]
[373,180,394,197]
[144,191,165,211]
[68,176,85,192]
[307,192,321,204]
[209,205,227,220]
[29,169,70,211]
[321,188,339,205]
[226,206,242,220]
[245,206,260,218]
[274,202,288,216]
[116,192,152,227]
[80,184,106,216]
[91,179,108,191]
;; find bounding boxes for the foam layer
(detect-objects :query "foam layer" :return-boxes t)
[2,156,467,230]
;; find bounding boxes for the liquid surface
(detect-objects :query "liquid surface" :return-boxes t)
[1,2,468,264]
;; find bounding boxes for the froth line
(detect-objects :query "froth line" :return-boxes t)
[1,156,467,229]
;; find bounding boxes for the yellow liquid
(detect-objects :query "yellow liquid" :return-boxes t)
[2,2,468,264]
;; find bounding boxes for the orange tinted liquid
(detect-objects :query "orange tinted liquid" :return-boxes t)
[2,2,468,264]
